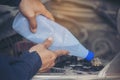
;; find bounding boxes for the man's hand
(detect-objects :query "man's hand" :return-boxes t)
[19,0,54,33]
[29,37,69,72]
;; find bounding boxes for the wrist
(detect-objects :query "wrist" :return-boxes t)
[14,0,21,6]
[29,50,41,58]
[19,0,28,7]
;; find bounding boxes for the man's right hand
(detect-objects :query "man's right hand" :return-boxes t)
[19,0,54,33]
[29,37,69,72]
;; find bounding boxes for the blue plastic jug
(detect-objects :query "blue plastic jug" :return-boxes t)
[12,13,94,61]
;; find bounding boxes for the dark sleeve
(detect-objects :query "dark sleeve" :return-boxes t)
[0,51,42,80]
[0,0,21,6]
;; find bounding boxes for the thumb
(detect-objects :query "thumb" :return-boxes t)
[28,15,37,33]
[54,50,69,57]
[40,10,54,21]
[42,37,53,48]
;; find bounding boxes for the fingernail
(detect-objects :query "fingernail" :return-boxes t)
[48,37,53,41]
[31,28,37,33]
[52,17,55,21]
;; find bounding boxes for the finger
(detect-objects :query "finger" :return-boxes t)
[41,62,55,70]
[39,62,55,72]
[27,14,37,33]
[42,37,53,48]
[40,63,55,72]
[40,10,54,21]
[54,50,69,57]
[50,62,55,67]
[39,68,51,73]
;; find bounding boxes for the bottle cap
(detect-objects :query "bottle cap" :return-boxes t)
[85,51,94,61]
